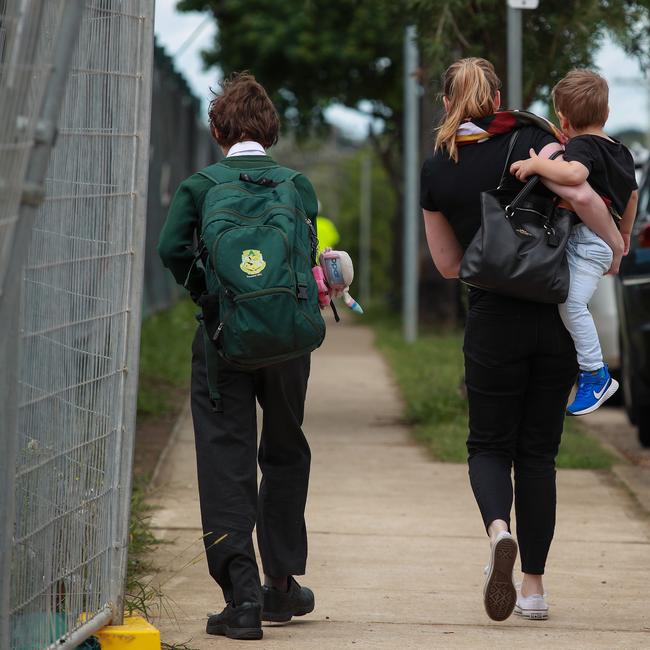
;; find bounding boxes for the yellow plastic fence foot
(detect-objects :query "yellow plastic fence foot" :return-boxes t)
[94,616,161,650]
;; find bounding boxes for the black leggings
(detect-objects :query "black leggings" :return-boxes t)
[464,289,577,575]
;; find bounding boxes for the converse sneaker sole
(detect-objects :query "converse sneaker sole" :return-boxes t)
[483,535,518,622]
[568,378,619,416]
[514,603,549,620]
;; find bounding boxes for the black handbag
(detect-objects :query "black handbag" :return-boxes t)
[459,131,573,303]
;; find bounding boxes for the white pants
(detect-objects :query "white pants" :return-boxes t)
[558,224,613,372]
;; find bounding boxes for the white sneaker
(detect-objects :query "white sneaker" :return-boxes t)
[483,531,518,621]
[514,592,549,620]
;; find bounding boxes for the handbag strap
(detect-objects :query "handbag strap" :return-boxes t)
[506,148,564,218]
[497,130,521,190]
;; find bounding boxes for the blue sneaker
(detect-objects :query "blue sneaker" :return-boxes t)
[567,365,619,416]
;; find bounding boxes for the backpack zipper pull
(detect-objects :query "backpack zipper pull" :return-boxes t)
[305,218,319,263]
[213,322,224,342]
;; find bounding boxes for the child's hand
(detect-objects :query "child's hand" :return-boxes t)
[510,148,539,182]
[622,232,631,256]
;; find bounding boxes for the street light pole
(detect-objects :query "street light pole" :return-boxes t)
[507,0,539,108]
[507,4,522,109]
[402,25,419,343]
[359,152,372,306]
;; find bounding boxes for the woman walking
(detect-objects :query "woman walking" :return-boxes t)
[420,58,623,621]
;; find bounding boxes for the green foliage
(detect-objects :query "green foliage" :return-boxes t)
[137,299,196,416]
[272,137,398,303]
[371,312,614,469]
[274,142,403,304]
[326,147,396,303]
[177,0,406,131]
[178,0,649,131]
[411,0,650,106]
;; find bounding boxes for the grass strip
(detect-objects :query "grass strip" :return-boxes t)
[137,299,197,417]
[370,314,614,469]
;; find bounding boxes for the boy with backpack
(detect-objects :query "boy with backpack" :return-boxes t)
[510,69,638,416]
[158,72,325,641]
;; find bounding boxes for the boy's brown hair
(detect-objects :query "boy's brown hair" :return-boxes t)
[208,72,279,149]
[551,69,609,130]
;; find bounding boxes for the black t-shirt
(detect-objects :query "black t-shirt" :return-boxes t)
[563,134,637,217]
[420,126,557,250]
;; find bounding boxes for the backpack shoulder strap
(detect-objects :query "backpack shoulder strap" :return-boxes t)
[197,162,240,185]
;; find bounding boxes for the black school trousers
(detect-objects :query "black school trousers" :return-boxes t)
[190,328,311,606]
[464,289,577,575]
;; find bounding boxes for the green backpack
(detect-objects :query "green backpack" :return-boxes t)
[195,162,326,409]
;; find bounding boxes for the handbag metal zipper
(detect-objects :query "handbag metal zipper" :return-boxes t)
[508,206,549,220]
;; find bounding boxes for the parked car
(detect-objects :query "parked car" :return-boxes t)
[592,156,648,379]
[592,274,620,373]
[616,162,650,447]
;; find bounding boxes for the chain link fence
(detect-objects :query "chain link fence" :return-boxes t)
[143,42,219,317]
[0,1,154,648]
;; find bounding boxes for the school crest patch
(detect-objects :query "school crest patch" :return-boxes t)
[240,249,266,277]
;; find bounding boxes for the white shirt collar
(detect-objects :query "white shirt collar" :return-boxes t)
[227,141,266,157]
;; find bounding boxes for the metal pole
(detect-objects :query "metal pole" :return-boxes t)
[402,25,419,343]
[108,1,155,624]
[359,152,372,306]
[0,3,84,648]
[51,606,113,650]
[507,5,523,109]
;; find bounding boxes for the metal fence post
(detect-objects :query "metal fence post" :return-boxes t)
[0,3,84,648]
[107,0,155,624]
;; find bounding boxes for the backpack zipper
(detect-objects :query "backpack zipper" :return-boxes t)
[233,287,295,302]
[205,202,307,223]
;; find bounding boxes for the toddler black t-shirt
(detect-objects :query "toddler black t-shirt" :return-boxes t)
[563,135,637,217]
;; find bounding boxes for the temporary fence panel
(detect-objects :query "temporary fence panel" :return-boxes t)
[0,2,86,649]
[2,1,154,649]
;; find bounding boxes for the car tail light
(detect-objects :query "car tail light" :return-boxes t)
[638,224,650,248]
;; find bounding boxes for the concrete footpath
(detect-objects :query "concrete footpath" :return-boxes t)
[149,323,650,649]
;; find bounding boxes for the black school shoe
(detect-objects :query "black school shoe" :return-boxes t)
[262,577,315,623]
[206,602,263,640]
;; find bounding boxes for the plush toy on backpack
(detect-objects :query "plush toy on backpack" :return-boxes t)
[312,247,363,317]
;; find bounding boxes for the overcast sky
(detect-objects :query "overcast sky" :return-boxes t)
[154,0,649,139]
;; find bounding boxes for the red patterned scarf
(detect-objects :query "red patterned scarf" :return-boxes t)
[456,110,566,146]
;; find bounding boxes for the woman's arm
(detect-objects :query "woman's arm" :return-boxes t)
[537,143,625,274]
[422,209,463,279]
